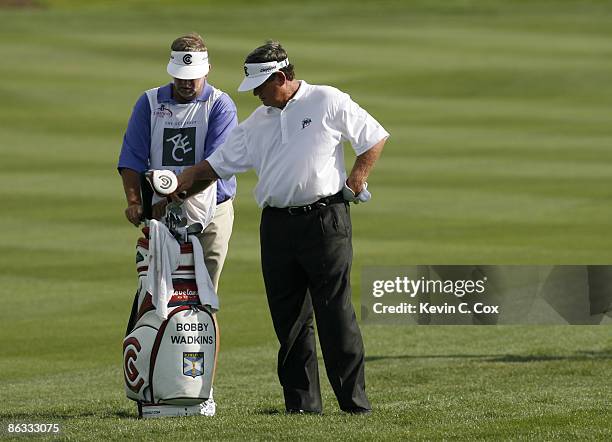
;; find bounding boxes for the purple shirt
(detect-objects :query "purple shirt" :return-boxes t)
[118,83,237,204]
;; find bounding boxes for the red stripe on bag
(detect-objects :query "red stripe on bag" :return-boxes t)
[137,265,195,274]
[137,237,195,254]
[148,306,191,402]
[137,294,155,320]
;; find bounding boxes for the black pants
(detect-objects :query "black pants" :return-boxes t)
[260,202,371,412]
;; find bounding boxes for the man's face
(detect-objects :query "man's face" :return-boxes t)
[252,74,285,108]
[173,76,206,103]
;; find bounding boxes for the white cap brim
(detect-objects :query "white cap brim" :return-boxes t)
[167,62,210,80]
[167,51,210,80]
[237,58,289,92]
[237,74,272,92]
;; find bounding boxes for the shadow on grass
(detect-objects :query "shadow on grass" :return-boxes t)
[366,349,612,363]
[255,407,328,417]
[0,410,136,420]
[256,407,282,415]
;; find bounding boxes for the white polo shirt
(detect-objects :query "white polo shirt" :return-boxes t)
[207,81,389,208]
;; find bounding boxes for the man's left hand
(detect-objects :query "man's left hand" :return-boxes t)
[345,177,363,195]
[343,180,371,204]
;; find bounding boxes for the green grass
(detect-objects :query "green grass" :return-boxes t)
[2,328,611,440]
[0,0,611,440]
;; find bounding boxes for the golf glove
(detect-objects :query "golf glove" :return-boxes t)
[342,181,371,204]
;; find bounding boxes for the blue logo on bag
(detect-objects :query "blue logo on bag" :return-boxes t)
[183,352,204,378]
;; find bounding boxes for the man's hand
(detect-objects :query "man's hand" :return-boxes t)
[176,160,220,195]
[344,137,386,202]
[342,180,371,204]
[120,168,144,226]
[346,177,364,195]
[152,199,169,220]
[125,203,143,227]
[176,167,197,195]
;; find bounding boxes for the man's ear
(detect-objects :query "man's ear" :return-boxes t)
[273,71,287,86]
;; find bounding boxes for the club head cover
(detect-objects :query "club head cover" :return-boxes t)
[145,169,178,196]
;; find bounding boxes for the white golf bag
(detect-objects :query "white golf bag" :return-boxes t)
[123,232,217,418]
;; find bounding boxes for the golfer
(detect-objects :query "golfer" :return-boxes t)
[118,33,237,416]
[176,40,389,414]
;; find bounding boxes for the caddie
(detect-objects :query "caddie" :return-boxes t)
[174,40,389,414]
[117,32,238,416]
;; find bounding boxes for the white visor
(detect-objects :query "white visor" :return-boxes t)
[238,58,290,92]
[167,51,210,80]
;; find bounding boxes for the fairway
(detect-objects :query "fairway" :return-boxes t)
[1,0,611,440]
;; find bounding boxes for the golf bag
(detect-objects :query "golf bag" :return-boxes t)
[123,230,217,418]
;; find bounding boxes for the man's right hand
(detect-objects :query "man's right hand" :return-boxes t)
[176,167,197,195]
[125,203,143,227]
[174,160,219,196]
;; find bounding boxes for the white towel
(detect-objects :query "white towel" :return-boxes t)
[190,236,219,312]
[147,220,181,319]
[151,183,216,227]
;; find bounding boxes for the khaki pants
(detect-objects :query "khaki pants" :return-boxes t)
[197,199,234,292]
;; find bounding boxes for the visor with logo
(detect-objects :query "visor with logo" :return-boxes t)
[167,51,210,80]
[238,58,290,92]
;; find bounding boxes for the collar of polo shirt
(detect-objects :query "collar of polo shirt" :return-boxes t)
[167,51,210,80]
[265,79,307,114]
[238,58,290,92]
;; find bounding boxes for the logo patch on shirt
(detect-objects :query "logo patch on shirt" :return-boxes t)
[153,104,173,118]
[301,118,311,129]
[163,127,196,166]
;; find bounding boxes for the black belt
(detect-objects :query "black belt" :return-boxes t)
[265,191,345,215]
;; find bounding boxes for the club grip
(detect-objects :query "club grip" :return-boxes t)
[140,173,153,221]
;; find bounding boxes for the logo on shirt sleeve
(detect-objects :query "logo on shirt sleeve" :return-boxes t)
[162,127,196,166]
